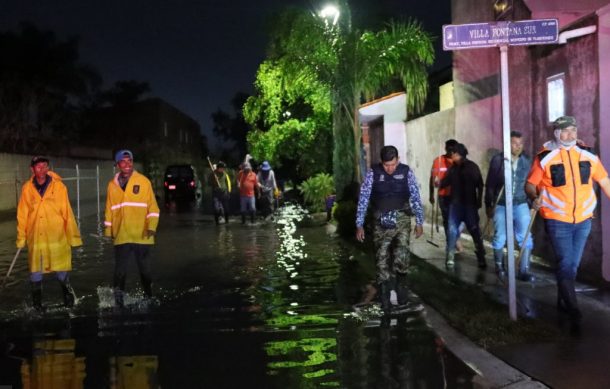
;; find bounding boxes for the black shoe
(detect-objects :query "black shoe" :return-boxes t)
[558,279,582,321]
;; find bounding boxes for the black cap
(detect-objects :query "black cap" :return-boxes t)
[31,156,50,167]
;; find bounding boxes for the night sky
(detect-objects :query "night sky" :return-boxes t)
[0,0,451,144]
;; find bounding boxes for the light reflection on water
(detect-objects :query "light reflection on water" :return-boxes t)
[0,204,475,388]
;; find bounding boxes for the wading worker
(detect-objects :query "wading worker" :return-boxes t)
[355,145,424,314]
[485,131,534,282]
[210,161,231,225]
[16,156,82,311]
[526,116,610,321]
[104,150,160,307]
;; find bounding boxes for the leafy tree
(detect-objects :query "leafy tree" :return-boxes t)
[252,4,434,197]
[243,60,332,181]
[0,22,102,152]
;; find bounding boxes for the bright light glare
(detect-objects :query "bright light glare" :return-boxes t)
[320,5,340,25]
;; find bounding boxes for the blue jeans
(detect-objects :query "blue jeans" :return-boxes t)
[545,218,592,281]
[30,271,68,282]
[240,196,256,213]
[492,203,533,250]
[447,204,485,259]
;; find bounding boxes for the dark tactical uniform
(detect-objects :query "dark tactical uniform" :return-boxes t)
[371,164,418,311]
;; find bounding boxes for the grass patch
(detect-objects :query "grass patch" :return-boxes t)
[406,257,561,348]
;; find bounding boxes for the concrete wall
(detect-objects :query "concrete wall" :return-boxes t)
[405,109,456,220]
[0,153,121,217]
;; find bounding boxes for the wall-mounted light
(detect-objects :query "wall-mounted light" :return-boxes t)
[493,0,513,20]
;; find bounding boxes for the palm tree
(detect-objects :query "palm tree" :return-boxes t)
[254,4,434,197]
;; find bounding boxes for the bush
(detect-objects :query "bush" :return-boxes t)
[333,200,357,238]
[298,173,334,212]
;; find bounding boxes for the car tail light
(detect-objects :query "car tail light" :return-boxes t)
[189,180,195,188]
[164,181,168,187]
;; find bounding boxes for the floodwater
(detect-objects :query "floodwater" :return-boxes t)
[0,203,475,388]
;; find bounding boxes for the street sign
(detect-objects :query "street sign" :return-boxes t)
[443,19,558,50]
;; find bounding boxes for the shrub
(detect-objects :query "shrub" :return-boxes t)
[298,173,334,212]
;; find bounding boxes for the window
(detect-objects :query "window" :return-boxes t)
[547,73,565,123]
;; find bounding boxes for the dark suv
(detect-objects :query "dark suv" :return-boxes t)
[164,165,202,203]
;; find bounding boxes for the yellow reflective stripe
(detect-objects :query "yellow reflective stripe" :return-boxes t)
[146,212,160,218]
[110,202,148,211]
[104,221,112,226]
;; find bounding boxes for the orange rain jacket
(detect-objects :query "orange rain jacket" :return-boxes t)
[527,143,609,223]
[104,171,160,245]
[16,171,82,273]
[430,155,453,197]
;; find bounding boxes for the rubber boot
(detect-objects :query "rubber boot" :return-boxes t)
[379,281,392,314]
[445,250,455,267]
[250,211,255,223]
[214,213,220,225]
[31,281,43,312]
[493,249,506,279]
[394,275,408,306]
[558,279,581,321]
[475,248,487,270]
[114,276,126,308]
[393,274,423,314]
[224,212,230,224]
[517,248,535,282]
[59,277,77,308]
[241,214,246,224]
[141,278,153,299]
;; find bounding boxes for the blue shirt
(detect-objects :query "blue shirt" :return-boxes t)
[356,168,424,227]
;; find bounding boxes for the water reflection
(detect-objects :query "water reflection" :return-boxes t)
[110,355,159,389]
[20,338,86,389]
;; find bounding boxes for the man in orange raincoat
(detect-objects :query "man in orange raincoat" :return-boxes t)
[16,156,82,311]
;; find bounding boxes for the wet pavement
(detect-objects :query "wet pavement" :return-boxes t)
[412,226,610,389]
[0,204,476,388]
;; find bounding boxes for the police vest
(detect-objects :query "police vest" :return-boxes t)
[371,163,411,213]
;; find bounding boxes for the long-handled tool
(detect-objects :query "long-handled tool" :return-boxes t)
[483,185,505,239]
[517,208,537,270]
[207,156,221,188]
[2,248,22,288]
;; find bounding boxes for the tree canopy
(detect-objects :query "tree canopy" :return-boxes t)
[245,5,434,196]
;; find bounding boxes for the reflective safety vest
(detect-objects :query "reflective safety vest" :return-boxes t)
[527,145,608,223]
[104,171,160,245]
[431,155,452,197]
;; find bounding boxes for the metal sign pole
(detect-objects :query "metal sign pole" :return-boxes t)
[500,45,517,321]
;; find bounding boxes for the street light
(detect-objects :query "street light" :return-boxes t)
[320,4,340,26]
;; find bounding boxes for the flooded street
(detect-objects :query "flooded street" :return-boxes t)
[1,204,475,388]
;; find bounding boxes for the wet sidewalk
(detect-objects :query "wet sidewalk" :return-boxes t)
[412,223,610,389]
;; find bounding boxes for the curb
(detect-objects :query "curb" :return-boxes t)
[422,302,549,389]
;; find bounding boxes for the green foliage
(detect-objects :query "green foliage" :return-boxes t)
[244,60,333,181]
[247,7,434,198]
[298,173,334,212]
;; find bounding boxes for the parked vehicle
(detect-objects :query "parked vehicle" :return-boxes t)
[164,165,202,203]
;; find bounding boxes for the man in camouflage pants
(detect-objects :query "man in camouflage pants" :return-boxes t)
[356,146,424,314]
